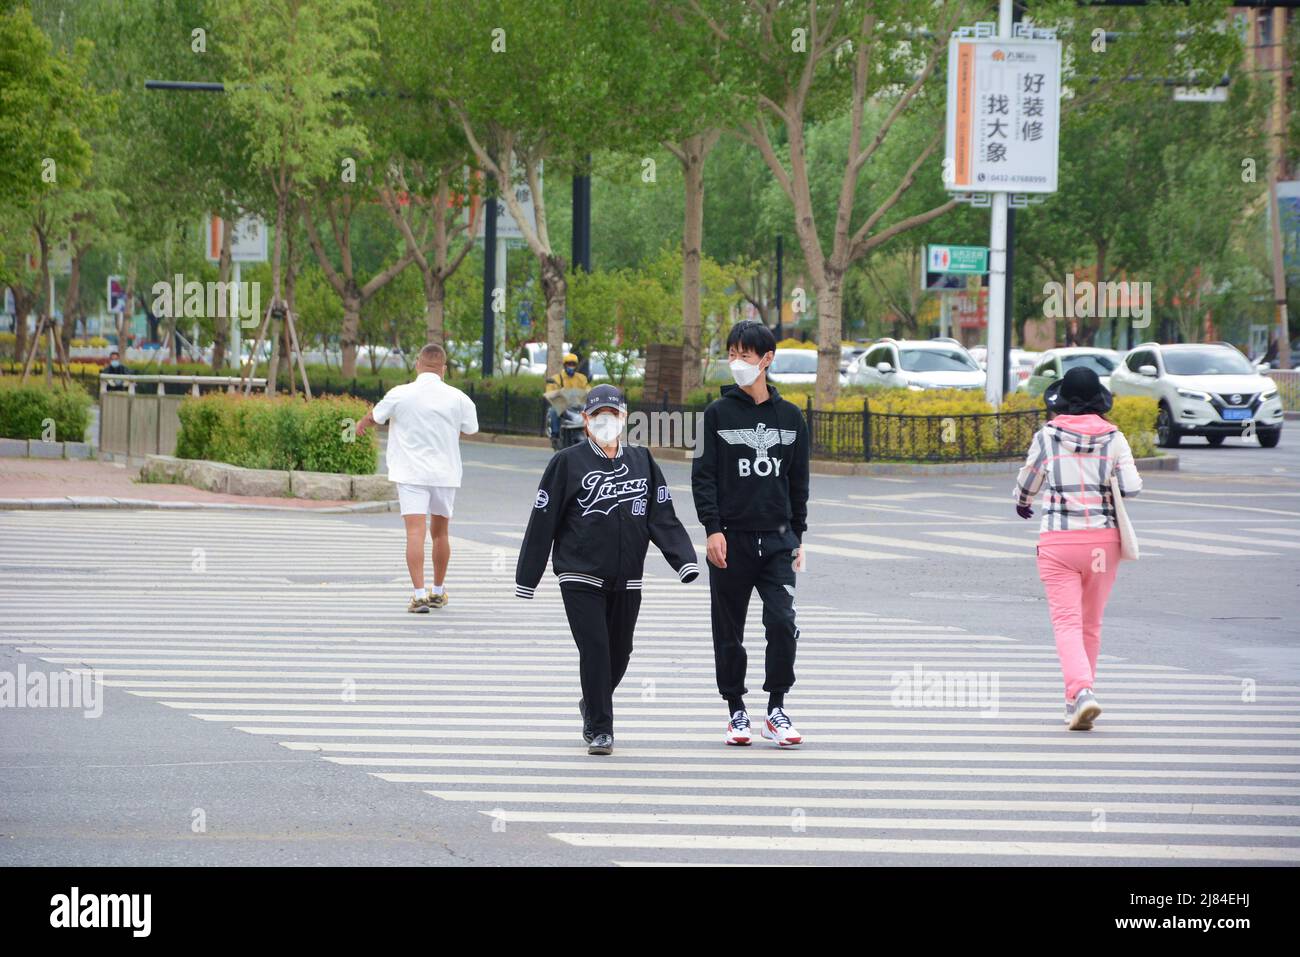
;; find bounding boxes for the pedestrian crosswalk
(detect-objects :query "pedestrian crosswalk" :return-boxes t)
[1,509,1299,866]
[783,484,1300,562]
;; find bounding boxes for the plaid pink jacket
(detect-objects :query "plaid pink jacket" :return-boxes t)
[1013,414,1143,534]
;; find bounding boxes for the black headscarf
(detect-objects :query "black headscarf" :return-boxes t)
[1043,365,1112,416]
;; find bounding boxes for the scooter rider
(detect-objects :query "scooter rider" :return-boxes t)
[516,384,700,755]
[546,353,588,443]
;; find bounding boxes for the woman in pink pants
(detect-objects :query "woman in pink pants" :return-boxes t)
[1014,367,1142,730]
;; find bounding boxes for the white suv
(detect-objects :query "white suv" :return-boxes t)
[1109,343,1284,448]
[847,338,985,391]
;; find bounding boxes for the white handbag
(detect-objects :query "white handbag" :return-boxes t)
[1110,474,1139,561]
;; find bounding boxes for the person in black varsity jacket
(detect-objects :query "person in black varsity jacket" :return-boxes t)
[515,384,699,755]
[692,320,810,749]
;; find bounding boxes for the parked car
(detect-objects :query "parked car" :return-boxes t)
[766,347,849,387]
[840,344,868,374]
[847,338,985,391]
[1109,342,1284,448]
[504,341,571,377]
[969,345,1039,381]
[587,350,643,383]
[1018,347,1120,397]
[767,347,818,385]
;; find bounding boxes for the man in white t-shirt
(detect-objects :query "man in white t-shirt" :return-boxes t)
[356,343,479,612]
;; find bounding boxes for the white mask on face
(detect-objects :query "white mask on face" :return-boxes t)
[588,412,623,443]
[729,356,764,387]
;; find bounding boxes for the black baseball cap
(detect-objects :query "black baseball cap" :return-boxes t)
[583,384,626,414]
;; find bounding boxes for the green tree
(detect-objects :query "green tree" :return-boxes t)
[423,0,655,379]
[213,0,378,385]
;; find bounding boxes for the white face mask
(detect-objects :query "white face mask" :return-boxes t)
[729,356,764,387]
[588,412,623,443]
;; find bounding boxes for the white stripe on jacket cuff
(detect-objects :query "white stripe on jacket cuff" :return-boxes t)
[514,584,535,599]
[677,562,700,581]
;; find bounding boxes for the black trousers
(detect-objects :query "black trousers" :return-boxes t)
[708,527,799,701]
[560,584,643,736]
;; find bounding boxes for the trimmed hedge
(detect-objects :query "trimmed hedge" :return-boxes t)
[175,393,377,475]
[1106,395,1158,459]
[677,384,1158,462]
[832,390,1157,461]
[0,380,92,442]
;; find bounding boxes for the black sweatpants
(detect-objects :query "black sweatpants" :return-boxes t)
[560,584,643,736]
[708,527,799,700]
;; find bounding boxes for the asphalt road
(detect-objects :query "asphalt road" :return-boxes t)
[1,433,1297,867]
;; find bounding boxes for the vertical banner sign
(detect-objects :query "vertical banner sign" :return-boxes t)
[204,213,269,263]
[945,37,1061,193]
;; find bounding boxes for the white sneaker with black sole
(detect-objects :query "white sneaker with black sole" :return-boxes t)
[761,707,802,747]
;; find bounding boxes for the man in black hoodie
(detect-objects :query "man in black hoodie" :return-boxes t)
[692,321,810,748]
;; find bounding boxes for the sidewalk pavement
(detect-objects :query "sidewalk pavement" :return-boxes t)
[0,458,393,512]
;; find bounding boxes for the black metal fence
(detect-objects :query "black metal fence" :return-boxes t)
[256,377,1047,463]
[462,381,549,436]
[624,393,1044,463]
[807,401,1044,462]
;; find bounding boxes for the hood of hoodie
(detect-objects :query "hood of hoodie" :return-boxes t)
[719,382,785,407]
[1047,413,1117,445]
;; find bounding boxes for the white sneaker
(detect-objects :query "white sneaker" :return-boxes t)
[723,710,752,746]
[761,707,802,747]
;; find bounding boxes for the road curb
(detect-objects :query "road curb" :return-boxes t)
[0,496,400,513]
[462,431,552,449]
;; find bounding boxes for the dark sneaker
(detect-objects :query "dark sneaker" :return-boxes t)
[427,590,448,609]
[588,733,613,756]
[578,698,593,744]
[1068,689,1102,731]
[407,595,431,614]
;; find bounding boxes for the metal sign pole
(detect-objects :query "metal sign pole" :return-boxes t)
[984,0,1013,408]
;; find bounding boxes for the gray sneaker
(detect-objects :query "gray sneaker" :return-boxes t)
[1067,689,1102,731]
[588,733,613,756]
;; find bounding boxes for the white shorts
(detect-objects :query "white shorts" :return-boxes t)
[397,483,456,517]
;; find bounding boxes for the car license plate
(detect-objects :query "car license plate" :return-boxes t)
[1222,408,1250,421]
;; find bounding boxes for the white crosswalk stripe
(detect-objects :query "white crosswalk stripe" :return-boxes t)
[1,509,1298,866]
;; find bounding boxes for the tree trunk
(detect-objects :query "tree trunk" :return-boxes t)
[424,271,446,348]
[212,220,233,370]
[283,248,299,394]
[37,229,51,385]
[267,314,281,393]
[340,293,362,378]
[815,272,844,409]
[11,285,33,368]
[678,132,715,395]
[540,254,567,379]
[119,263,136,357]
[62,240,81,357]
